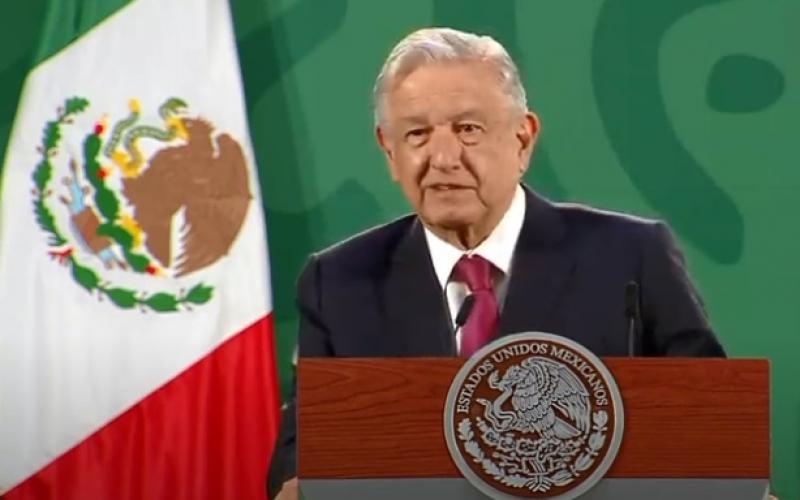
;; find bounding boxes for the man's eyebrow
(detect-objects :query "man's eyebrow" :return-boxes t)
[395,110,487,125]
[395,115,429,126]
[451,110,487,122]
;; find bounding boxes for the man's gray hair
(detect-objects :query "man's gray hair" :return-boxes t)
[373,27,528,126]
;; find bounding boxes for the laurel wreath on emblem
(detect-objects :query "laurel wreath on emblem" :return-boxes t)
[457,410,608,492]
[31,97,213,312]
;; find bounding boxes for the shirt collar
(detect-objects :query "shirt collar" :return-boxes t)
[424,184,526,289]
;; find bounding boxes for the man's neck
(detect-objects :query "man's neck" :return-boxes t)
[426,198,515,250]
[428,224,493,251]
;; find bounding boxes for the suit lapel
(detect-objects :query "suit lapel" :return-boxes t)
[499,187,575,336]
[381,219,454,356]
[377,187,574,352]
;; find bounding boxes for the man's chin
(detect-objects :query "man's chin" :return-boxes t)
[420,212,481,232]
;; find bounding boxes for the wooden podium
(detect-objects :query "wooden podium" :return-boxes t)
[297,358,769,499]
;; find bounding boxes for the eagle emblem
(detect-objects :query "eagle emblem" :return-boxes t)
[444,333,624,499]
[31,97,252,312]
[478,357,590,440]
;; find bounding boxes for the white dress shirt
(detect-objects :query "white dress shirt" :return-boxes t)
[424,185,527,350]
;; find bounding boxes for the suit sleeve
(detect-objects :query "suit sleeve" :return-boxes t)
[266,254,333,499]
[639,222,726,357]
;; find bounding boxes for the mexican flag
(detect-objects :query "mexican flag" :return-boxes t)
[0,0,280,498]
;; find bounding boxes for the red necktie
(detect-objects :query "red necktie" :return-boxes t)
[453,255,499,357]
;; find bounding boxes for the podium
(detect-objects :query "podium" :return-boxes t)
[298,358,769,499]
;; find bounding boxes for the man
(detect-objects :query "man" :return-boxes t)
[267,27,725,499]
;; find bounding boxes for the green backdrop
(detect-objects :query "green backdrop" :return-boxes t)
[2,0,797,496]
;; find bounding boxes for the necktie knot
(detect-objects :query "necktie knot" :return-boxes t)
[454,255,494,292]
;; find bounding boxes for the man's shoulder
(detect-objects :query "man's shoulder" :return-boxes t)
[552,200,663,236]
[532,197,672,253]
[311,213,418,272]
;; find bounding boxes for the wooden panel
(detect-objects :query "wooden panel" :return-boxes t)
[298,358,769,479]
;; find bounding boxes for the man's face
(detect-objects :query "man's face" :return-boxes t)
[376,61,539,242]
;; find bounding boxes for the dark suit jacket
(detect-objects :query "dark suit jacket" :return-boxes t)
[266,186,725,497]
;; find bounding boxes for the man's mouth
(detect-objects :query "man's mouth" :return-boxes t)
[428,183,471,191]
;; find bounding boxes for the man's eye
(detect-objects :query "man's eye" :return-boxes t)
[405,128,429,145]
[456,123,483,142]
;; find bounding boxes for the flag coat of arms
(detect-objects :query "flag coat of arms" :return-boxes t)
[0,0,280,498]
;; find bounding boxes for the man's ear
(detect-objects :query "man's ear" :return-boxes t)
[516,111,540,175]
[376,125,399,181]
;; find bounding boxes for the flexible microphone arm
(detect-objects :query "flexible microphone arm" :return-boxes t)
[625,281,641,357]
[454,294,476,342]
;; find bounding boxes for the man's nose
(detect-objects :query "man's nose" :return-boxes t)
[428,127,462,171]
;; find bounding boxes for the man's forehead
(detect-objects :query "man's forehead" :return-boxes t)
[385,93,513,126]
[383,62,509,123]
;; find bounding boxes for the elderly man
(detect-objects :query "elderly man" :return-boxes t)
[267,27,725,499]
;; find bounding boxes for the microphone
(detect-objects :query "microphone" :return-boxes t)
[454,294,476,341]
[625,281,641,357]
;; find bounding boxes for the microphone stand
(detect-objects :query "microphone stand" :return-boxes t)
[625,281,641,357]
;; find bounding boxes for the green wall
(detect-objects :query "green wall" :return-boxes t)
[2,0,797,496]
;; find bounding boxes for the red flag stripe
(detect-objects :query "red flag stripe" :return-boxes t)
[5,315,280,500]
